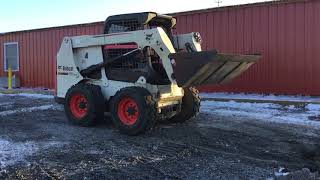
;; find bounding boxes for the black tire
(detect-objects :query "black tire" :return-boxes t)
[64,84,105,126]
[110,87,157,135]
[169,87,200,123]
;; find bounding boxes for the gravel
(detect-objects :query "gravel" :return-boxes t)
[0,94,319,179]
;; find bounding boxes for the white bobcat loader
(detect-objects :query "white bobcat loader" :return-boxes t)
[55,12,260,135]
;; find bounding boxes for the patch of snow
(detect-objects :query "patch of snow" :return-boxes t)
[201,92,320,103]
[274,167,290,177]
[286,105,296,110]
[0,93,53,99]
[0,138,65,169]
[201,100,320,128]
[0,139,36,169]
[306,104,320,111]
[0,102,14,106]
[0,105,59,116]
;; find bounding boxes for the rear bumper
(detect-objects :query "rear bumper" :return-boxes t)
[54,96,65,104]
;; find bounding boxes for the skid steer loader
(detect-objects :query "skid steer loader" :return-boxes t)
[55,12,260,135]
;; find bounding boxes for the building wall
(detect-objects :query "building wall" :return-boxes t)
[0,23,104,89]
[174,0,320,95]
[0,0,319,95]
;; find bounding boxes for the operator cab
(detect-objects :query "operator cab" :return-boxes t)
[104,12,176,36]
[102,12,176,85]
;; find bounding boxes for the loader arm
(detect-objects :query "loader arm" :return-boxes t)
[68,27,177,83]
[57,27,179,97]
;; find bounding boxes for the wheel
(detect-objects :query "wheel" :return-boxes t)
[169,87,200,123]
[64,84,105,126]
[110,87,157,135]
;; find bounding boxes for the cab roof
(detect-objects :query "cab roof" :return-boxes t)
[104,12,177,33]
[106,12,176,27]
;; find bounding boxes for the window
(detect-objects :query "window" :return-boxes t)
[107,20,143,34]
[4,42,19,71]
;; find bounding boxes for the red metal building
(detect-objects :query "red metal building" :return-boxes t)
[0,0,319,95]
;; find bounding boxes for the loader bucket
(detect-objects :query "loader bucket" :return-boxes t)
[169,50,261,88]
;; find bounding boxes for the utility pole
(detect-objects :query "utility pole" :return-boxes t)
[216,0,222,7]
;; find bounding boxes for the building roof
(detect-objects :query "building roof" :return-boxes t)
[0,22,104,35]
[0,0,311,35]
[171,0,310,16]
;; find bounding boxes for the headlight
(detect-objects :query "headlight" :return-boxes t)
[193,32,202,43]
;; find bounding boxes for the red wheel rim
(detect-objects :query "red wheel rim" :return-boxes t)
[117,97,139,125]
[70,94,88,119]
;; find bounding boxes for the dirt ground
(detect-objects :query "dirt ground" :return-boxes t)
[0,94,320,179]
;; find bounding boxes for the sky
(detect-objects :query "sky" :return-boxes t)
[0,0,271,33]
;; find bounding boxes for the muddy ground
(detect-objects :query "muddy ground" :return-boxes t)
[0,94,320,179]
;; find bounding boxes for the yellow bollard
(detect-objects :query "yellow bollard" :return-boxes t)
[8,66,12,90]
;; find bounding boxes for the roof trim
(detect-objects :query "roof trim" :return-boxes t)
[0,21,104,35]
[0,0,311,35]
[168,0,310,16]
